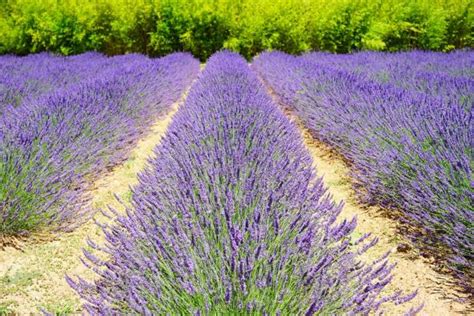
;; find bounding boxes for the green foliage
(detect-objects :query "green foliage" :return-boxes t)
[42,301,76,316]
[0,0,472,60]
[0,304,13,316]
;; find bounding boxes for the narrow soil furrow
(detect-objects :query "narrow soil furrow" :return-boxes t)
[262,87,471,315]
[0,96,184,314]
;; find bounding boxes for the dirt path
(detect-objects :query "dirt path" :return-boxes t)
[276,104,471,314]
[0,98,182,314]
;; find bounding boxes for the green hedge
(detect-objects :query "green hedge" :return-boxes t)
[0,0,472,60]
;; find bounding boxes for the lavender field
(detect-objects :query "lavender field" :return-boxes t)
[253,51,473,295]
[0,50,472,314]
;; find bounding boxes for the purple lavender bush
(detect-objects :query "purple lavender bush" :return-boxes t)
[0,52,199,235]
[252,51,473,294]
[67,51,416,314]
[299,51,474,108]
[0,52,106,113]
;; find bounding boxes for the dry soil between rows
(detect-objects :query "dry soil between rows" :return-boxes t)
[0,97,183,314]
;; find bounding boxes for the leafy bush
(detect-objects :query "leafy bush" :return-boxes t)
[0,0,471,60]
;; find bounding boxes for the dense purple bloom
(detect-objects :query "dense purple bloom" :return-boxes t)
[299,50,474,108]
[0,52,107,113]
[68,51,414,314]
[0,52,199,234]
[252,50,473,294]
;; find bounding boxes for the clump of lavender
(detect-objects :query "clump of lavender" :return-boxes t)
[68,51,416,314]
[299,50,474,108]
[0,52,105,114]
[252,51,473,294]
[0,52,199,235]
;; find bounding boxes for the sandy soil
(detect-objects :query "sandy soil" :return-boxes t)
[0,98,182,314]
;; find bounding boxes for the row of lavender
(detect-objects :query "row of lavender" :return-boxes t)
[299,51,473,107]
[252,51,473,293]
[1,52,105,113]
[68,52,416,314]
[0,52,200,235]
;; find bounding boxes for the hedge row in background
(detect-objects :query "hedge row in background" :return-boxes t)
[1,0,472,60]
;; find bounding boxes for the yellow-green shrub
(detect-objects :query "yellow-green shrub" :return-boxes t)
[0,0,472,60]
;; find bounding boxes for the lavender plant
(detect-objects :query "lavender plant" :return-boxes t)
[299,50,474,108]
[0,52,200,235]
[252,51,473,294]
[67,51,416,314]
[0,52,106,113]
